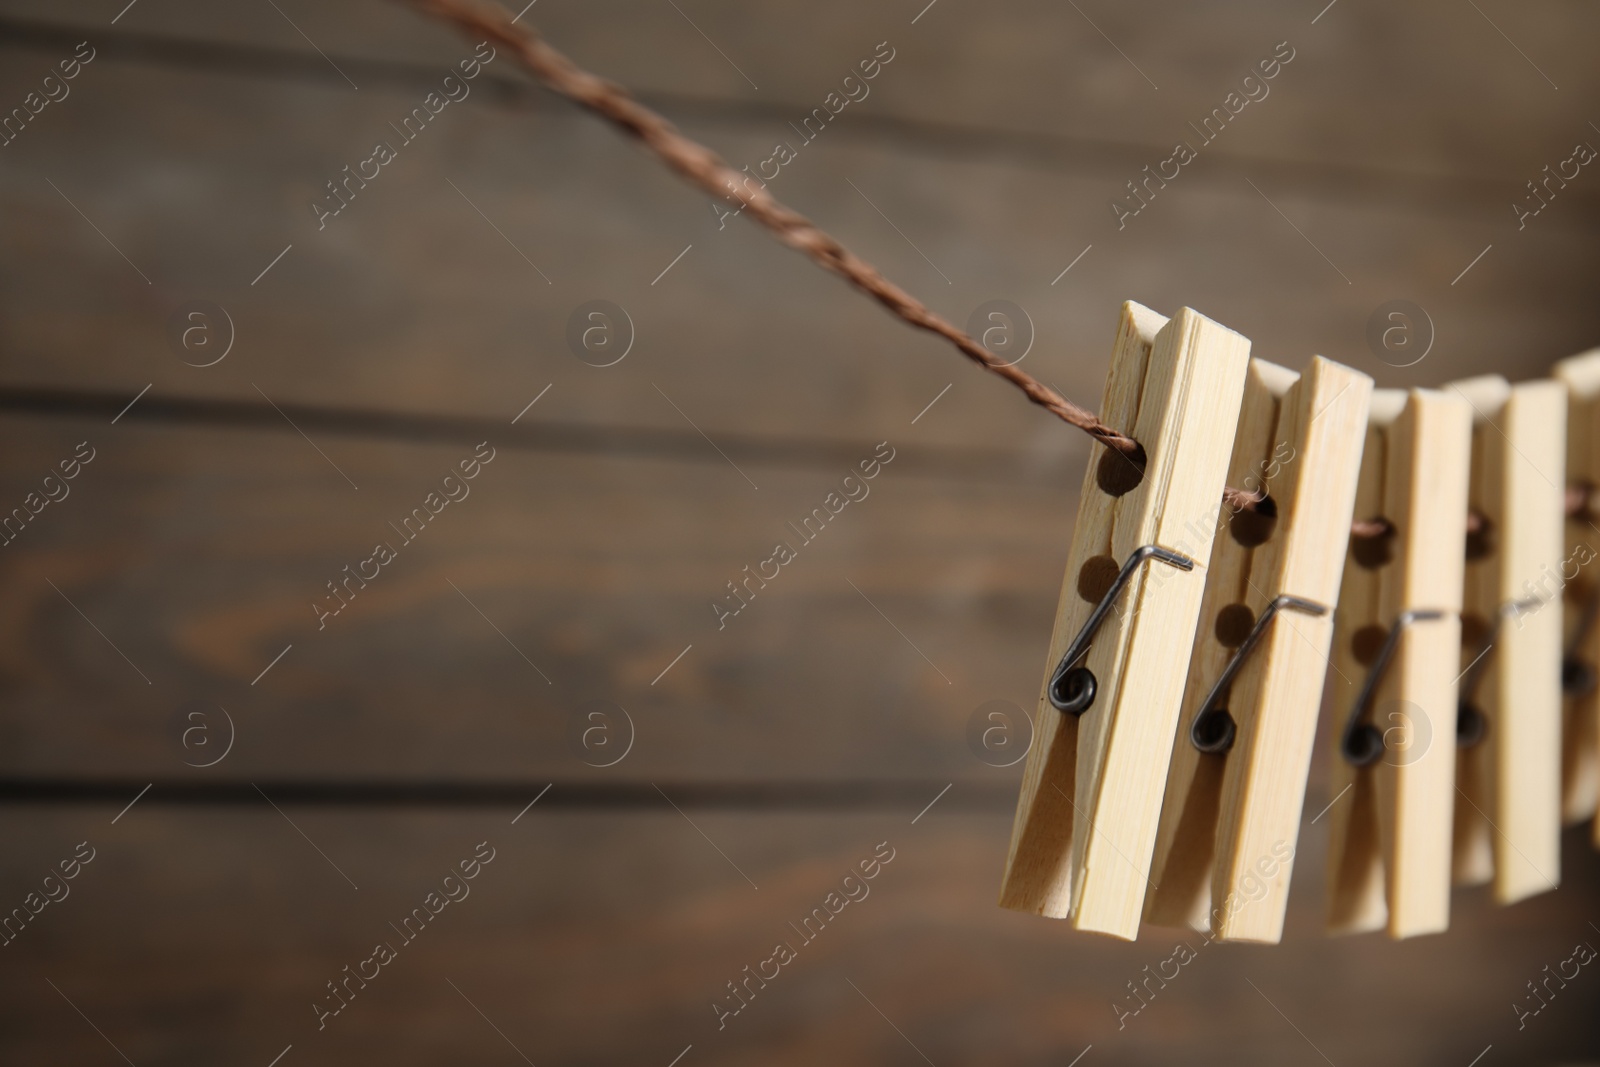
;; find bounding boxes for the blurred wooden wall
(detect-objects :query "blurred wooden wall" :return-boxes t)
[2,0,1599,1063]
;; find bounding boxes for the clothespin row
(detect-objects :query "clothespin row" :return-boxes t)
[1004,303,1593,943]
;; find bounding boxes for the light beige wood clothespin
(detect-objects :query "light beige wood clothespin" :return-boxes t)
[1000,302,1250,939]
[1551,349,1600,839]
[1145,356,1371,943]
[1446,376,1565,905]
[1325,388,1472,939]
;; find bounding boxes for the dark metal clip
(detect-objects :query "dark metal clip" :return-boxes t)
[1189,595,1328,755]
[1340,608,1449,766]
[1047,544,1195,716]
[1562,586,1600,698]
[1456,597,1541,748]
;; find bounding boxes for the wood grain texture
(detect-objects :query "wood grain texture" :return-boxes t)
[9,0,1600,192]
[2,805,1600,1065]
[1552,350,1600,835]
[1,18,1598,459]
[1449,377,1565,905]
[1151,356,1371,943]
[1000,305,1249,938]
[1069,309,1249,938]
[1000,301,1165,920]
[1145,358,1294,932]
[1374,390,1473,938]
[0,0,1598,1059]
[1449,375,1513,887]
[1325,390,1403,935]
[1210,356,1369,942]
[0,418,1078,782]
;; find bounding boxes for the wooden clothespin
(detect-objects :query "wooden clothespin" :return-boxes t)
[1145,355,1372,942]
[1552,349,1600,839]
[1446,376,1565,904]
[1000,302,1249,939]
[1325,388,1472,938]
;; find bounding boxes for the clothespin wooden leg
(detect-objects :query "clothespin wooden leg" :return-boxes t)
[1139,354,1296,934]
[1147,356,1371,942]
[1553,349,1600,837]
[1327,389,1472,939]
[1001,303,1250,939]
[1324,394,1400,934]
[1449,375,1513,892]
[1447,376,1565,904]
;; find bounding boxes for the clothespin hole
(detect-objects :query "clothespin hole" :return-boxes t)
[1562,656,1597,697]
[1455,701,1487,748]
[1214,603,1256,648]
[1095,442,1147,497]
[1349,518,1395,568]
[1464,510,1494,561]
[1459,613,1491,648]
[1351,624,1388,667]
[1566,481,1593,521]
[1343,724,1384,767]
[1228,497,1278,547]
[1076,555,1120,604]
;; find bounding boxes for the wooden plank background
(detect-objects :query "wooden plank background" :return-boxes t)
[2,0,1599,1063]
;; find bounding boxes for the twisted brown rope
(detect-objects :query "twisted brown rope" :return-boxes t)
[403,0,1140,457]
[403,0,1588,540]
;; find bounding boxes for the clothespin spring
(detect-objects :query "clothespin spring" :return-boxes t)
[1340,609,1450,766]
[1188,595,1329,755]
[1456,598,1541,748]
[1047,545,1195,715]
[1562,586,1600,698]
